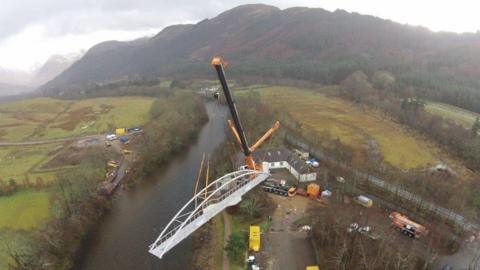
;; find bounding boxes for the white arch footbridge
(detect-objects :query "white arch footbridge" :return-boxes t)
[149,168,270,259]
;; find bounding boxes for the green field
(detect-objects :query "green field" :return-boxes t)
[255,86,451,170]
[0,96,154,141]
[0,190,50,230]
[426,102,480,128]
[41,97,154,139]
[0,190,50,269]
[0,143,63,185]
[0,98,71,141]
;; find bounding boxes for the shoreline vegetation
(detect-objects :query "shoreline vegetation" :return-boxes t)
[8,91,208,270]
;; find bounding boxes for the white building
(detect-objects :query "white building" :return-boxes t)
[234,147,317,182]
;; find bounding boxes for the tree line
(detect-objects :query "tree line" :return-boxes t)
[337,70,480,218]
[139,91,208,174]
[339,70,480,172]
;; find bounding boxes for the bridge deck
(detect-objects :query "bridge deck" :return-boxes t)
[149,169,269,259]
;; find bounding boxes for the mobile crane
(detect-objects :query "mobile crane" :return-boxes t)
[211,57,280,170]
[389,211,427,239]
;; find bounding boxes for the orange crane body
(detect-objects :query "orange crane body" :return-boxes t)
[389,211,427,239]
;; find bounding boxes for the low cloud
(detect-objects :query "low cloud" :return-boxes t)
[1,0,479,71]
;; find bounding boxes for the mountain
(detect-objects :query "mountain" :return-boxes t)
[42,4,480,111]
[0,53,81,96]
[32,54,82,86]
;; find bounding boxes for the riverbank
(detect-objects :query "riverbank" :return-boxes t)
[77,101,228,269]
[191,215,225,270]
[8,93,208,270]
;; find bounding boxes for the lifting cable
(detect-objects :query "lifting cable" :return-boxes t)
[204,156,210,200]
[193,153,206,208]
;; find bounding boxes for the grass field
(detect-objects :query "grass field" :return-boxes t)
[0,190,50,269]
[0,190,50,230]
[41,97,154,139]
[0,143,63,184]
[426,102,480,128]
[254,86,447,170]
[0,96,154,141]
[0,98,71,141]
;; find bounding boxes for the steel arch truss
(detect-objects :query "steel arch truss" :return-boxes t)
[149,169,270,259]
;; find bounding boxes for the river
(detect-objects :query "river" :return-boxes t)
[77,101,228,270]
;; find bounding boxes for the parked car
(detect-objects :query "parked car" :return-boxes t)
[106,134,116,141]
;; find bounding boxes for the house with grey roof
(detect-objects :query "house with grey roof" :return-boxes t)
[234,147,317,182]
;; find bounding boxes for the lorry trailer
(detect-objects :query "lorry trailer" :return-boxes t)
[261,180,296,197]
[389,211,427,239]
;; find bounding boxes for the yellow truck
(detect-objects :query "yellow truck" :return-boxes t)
[116,128,126,136]
[249,226,261,251]
[306,266,320,270]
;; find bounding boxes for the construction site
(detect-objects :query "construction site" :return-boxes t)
[144,57,479,270]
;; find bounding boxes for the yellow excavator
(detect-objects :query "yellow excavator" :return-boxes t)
[211,57,280,171]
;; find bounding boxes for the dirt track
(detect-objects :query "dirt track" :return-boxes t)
[261,195,316,270]
[0,134,102,146]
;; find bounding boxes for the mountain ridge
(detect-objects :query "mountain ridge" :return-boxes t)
[41,4,480,111]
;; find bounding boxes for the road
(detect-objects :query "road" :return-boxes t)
[0,134,102,146]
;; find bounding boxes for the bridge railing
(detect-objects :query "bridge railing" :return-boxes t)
[149,169,268,257]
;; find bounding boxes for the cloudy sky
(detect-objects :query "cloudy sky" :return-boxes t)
[1,0,479,72]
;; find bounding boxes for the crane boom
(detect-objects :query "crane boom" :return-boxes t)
[250,121,280,152]
[227,120,242,146]
[212,57,255,169]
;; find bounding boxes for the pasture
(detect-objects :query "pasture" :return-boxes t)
[426,101,480,128]
[0,190,50,269]
[0,96,154,141]
[0,190,50,230]
[0,143,63,185]
[255,86,450,170]
[41,97,154,138]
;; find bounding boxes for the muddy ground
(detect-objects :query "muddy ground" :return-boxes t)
[254,194,316,270]
[42,136,123,169]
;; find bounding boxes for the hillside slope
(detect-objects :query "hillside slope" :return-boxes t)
[42,4,480,111]
[0,54,80,96]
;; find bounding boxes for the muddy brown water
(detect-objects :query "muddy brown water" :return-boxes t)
[77,102,228,270]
